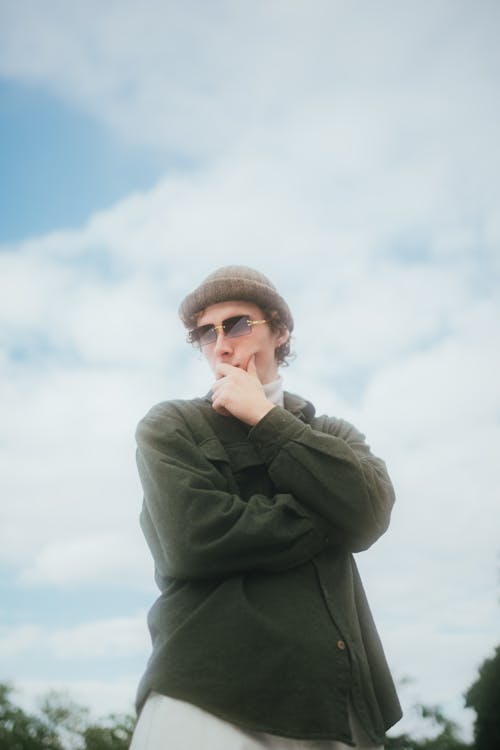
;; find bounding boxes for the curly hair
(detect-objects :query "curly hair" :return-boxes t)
[263,308,294,367]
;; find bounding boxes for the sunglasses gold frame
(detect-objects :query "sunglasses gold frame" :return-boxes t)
[187,316,269,347]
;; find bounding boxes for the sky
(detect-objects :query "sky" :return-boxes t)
[1,0,499,742]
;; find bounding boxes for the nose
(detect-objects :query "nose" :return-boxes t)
[213,328,233,357]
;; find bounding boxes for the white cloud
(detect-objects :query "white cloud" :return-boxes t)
[53,615,148,660]
[0,0,498,174]
[0,625,40,659]
[20,533,151,588]
[0,614,148,662]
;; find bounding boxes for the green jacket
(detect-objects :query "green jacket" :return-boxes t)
[135,391,402,743]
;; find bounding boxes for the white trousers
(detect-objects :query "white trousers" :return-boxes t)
[130,692,383,750]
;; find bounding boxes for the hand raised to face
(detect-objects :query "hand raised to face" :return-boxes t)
[210,355,276,425]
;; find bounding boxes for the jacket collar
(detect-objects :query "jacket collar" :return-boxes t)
[283,391,316,423]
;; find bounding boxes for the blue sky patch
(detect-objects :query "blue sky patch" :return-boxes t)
[0,79,165,243]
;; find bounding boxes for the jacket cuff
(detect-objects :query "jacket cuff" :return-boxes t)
[249,406,308,464]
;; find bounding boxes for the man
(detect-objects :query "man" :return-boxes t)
[130,266,402,749]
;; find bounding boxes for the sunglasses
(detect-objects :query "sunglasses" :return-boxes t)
[187,315,269,347]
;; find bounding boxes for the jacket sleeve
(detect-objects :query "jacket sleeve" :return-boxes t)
[248,407,396,552]
[136,402,329,580]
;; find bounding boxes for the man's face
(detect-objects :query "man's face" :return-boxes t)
[194,300,288,384]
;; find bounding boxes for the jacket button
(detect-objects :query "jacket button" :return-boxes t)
[337,640,346,651]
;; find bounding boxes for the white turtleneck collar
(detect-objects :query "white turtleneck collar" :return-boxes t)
[263,376,284,407]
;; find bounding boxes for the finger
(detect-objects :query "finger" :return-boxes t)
[215,362,234,379]
[211,377,225,394]
[211,392,229,413]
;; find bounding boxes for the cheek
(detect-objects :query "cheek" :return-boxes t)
[254,343,277,366]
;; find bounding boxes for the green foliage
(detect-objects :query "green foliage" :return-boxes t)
[83,714,136,750]
[0,683,64,750]
[0,683,135,750]
[39,690,90,748]
[386,703,471,750]
[465,645,500,750]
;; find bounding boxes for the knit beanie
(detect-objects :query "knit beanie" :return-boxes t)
[179,266,294,332]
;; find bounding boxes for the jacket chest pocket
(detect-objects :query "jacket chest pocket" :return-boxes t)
[198,438,239,494]
[224,441,274,501]
[199,437,273,501]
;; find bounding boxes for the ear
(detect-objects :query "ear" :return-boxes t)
[275,327,290,347]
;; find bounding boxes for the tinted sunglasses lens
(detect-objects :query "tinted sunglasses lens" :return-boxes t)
[225,316,251,339]
[190,324,216,346]
[188,316,252,347]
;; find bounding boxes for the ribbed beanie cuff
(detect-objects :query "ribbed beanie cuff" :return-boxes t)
[179,266,294,332]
